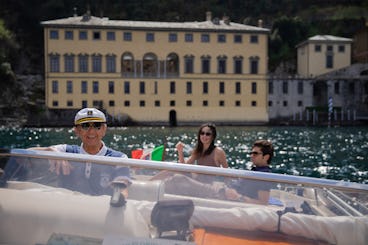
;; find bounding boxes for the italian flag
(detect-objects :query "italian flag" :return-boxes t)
[131,145,165,161]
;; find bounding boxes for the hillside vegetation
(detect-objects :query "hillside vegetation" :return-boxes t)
[0,0,367,121]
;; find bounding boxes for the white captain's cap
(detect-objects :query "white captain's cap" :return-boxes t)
[74,108,106,125]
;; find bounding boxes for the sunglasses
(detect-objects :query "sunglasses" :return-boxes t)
[200,131,212,136]
[78,122,103,130]
[250,151,263,156]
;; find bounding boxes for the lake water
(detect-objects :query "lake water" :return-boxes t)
[0,126,367,184]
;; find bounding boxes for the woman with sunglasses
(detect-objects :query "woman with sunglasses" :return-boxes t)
[176,123,228,168]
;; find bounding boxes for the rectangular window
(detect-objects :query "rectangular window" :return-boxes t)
[338,45,345,52]
[170,81,176,94]
[50,30,59,39]
[269,81,273,94]
[235,100,241,106]
[234,59,242,74]
[107,31,115,40]
[106,56,116,73]
[297,81,303,94]
[146,33,155,42]
[185,57,194,73]
[219,82,225,94]
[93,100,102,107]
[203,82,208,94]
[108,81,114,94]
[124,81,130,94]
[93,81,99,93]
[50,55,60,72]
[52,101,58,107]
[170,100,175,106]
[282,81,288,94]
[326,55,333,68]
[327,45,333,52]
[169,33,177,42]
[349,82,355,94]
[250,60,258,74]
[66,80,73,93]
[65,30,73,40]
[217,34,226,43]
[139,81,145,94]
[79,55,88,72]
[52,80,58,93]
[109,100,115,107]
[250,35,258,43]
[154,81,158,94]
[154,100,160,107]
[234,34,242,43]
[185,33,193,42]
[79,31,88,40]
[202,59,210,73]
[124,101,130,107]
[315,45,321,52]
[67,100,73,107]
[92,56,102,72]
[201,34,210,42]
[64,55,74,72]
[334,82,340,94]
[123,32,132,41]
[139,100,145,107]
[219,100,225,106]
[81,81,87,94]
[186,100,192,106]
[82,100,87,108]
[203,100,208,106]
[251,101,257,106]
[93,31,101,40]
[251,82,257,94]
[235,82,241,94]
[186,81,192,94]
[298,101,303,107]
[218,59,226,74]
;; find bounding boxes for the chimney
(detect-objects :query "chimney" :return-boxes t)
[258,19,263,28]
[223,15,230,25]
[73,7,77,17]
[206,11,212,21]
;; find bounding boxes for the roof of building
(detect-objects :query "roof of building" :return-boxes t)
[296,35,353,48]
[41,15,270,33]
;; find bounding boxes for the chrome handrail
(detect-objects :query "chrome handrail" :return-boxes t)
[1,148,368,193]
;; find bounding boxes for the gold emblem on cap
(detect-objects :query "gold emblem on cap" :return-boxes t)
[87,110,93,116]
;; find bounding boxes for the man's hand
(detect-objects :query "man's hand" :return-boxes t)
[49,160,72,175]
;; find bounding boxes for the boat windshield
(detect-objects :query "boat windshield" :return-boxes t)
[1,149,367,245]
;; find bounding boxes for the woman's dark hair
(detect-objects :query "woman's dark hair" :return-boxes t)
[253,140,274,165]
[194,123,217,157]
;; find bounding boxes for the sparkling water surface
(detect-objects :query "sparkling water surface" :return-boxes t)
[0,126,367,184]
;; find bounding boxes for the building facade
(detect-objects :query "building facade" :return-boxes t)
[296,35,352,77]
[41,12,270,125]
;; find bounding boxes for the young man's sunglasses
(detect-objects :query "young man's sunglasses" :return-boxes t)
[78,122,104,130]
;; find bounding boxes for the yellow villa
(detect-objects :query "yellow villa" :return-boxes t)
[41,11,270,125]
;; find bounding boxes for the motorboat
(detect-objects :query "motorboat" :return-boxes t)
[0,149,367,245]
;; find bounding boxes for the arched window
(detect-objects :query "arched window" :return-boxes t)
[166,53,179,77]
[121,52,134,77]
[143,53,158,77]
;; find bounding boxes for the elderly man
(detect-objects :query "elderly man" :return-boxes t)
[1,108,131,196]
